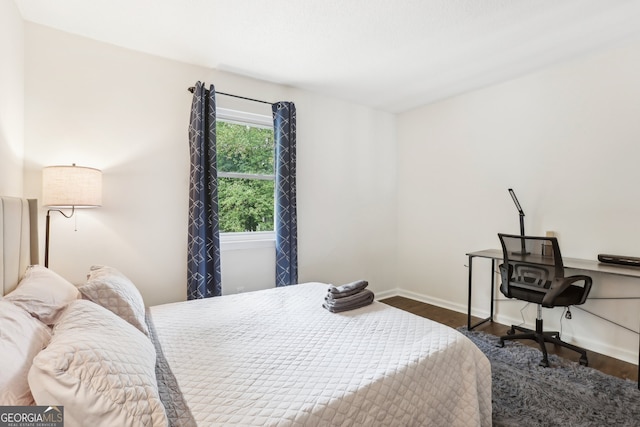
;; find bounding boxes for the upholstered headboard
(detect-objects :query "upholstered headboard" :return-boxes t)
[0,197,39,296]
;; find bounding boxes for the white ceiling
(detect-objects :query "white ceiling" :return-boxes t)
[15,0,640,113]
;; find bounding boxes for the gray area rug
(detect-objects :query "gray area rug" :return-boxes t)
[458,328,639,427]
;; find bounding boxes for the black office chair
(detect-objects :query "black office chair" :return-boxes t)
[497,233,593,367]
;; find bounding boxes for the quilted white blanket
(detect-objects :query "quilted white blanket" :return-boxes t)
[148,283,491,426]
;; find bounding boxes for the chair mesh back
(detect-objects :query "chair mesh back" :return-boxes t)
[498,234,564,292]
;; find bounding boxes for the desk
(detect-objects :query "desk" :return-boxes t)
[466,249,640,388]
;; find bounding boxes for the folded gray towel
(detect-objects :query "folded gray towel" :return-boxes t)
[324,289,372,305]
[326,288,362,300]
[323,289,375,313]
[327,280,368,299]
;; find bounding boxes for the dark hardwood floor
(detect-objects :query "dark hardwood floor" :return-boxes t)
[381,296,638,382]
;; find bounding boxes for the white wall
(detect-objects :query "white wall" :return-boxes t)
[0,0,24,196]
[23,24,398,305]
[285,85,398,294]
[23,24,207,305]
[397,38,640,363]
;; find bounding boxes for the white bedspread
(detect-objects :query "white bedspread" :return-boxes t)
[148,283,491,426]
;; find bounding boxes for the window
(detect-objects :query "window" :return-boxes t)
[217,108,274,235]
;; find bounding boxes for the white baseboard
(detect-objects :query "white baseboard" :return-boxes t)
[374,289,397,301]
[394,288,470,313]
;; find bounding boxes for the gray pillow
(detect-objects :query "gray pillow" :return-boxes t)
[78,265,149,336]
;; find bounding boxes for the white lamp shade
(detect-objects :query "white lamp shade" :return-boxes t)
[42,165,102,208]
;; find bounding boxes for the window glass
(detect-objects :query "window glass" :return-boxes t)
[217,112,275,233]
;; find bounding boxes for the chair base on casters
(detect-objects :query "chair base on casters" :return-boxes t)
[498,317,589,368]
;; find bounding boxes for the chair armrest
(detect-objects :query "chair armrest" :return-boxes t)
[542,275,593,307]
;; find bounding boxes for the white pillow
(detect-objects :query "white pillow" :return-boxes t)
[28,300,167,427]
[78,265,149,336]
[0,300,52,405]
[4,265,80,325]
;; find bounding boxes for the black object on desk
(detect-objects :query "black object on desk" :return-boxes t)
[598,254,640,268]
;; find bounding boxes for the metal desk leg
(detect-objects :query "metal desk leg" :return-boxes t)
[467,254,473,330]
[467,255,495,330]
[490,259,495,322]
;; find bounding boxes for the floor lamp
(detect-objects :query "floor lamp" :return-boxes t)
[42,164,102,268]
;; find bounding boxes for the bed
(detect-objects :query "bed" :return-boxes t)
[0,196,491,426]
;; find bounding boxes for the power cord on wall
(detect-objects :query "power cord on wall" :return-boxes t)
[559,306,576,339]
[518,302,530,328]
[517,304,571,337]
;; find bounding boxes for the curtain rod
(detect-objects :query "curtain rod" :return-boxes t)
[187,86,272,105]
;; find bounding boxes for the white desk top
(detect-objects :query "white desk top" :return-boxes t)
[467,249,640,279]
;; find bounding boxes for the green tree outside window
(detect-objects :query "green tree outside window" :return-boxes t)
[217,121,275,232]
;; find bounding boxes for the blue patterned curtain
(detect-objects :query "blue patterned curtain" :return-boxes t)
[187,82,222,299]
[273,102,298,287]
